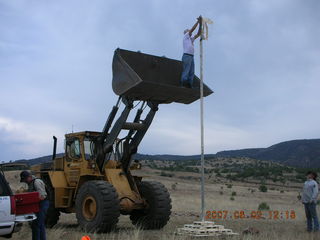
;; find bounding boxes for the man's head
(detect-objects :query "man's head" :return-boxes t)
[184,29,189,34]
[20,170,32,183]
[306,171,318,181]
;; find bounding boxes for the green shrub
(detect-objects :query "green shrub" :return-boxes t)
[259,185,268,192]
[230,196,235,201]
[258,202,270,210]
[219,191,223,195]
[160,171,173,177]
[227,184,233,189]
[231,191,237,196]
[280,190,284,193]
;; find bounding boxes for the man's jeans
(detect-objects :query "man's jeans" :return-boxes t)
[304,202,319,232]
[181,53,195,87]
[32,200,49,240]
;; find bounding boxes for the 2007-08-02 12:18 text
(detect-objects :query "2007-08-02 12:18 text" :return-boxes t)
[205,210,297,220]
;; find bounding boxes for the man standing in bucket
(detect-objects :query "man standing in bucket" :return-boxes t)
[181,16,202,88]
[301,171,319,232]
[20,170,49,240]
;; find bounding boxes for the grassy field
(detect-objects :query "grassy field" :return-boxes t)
[4,170,319,240]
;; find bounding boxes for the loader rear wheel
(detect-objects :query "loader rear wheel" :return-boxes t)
[130,181,171,229]
[46,205,60,228]
[43,177,60,228]
[75,181,120,233]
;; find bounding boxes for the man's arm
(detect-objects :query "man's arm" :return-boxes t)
[34,179,47,200]
[193,16,202,40]
[188,19,199,36]
[311,182,319,203]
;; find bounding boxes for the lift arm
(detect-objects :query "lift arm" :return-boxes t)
[96,97,159,173]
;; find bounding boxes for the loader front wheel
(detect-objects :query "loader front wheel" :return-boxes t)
[75,181,120,233]
[130,181,172,229]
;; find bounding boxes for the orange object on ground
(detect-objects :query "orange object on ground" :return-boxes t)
[81,236,91,240]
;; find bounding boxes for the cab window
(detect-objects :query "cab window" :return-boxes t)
[84,139,94,160]
[66,139,81,160]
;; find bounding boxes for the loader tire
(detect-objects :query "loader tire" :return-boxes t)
[75,181,120,233]
[46,205,60,228]
[130,181,171,229]
[43,178,60,228]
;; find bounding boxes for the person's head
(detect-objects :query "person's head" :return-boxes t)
[306,171,318,181]
[184,29,189,34]
[20,170,32,183]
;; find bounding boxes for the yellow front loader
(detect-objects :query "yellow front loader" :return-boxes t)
[31,49,212,232]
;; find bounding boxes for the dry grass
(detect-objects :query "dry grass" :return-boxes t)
[4,170,319,240]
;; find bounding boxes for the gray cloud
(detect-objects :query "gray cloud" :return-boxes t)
[0,0,319,161]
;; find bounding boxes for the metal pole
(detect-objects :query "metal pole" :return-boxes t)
[199,34,205,221]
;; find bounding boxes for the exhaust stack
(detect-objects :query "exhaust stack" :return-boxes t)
[52,136,57,160]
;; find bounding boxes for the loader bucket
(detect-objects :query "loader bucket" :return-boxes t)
[112,48,213,104]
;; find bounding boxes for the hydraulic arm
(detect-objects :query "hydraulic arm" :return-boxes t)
[96,97,158,172]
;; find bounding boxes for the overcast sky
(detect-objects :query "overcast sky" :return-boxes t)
[0,0,319,162]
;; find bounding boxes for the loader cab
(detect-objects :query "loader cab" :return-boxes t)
[63,132,102,185]
[65,131,100,163]
[64,131,123,164]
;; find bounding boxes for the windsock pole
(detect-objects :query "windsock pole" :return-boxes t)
[199,22,205,221]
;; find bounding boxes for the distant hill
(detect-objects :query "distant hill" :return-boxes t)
[14,153,215,166]
[141,156,307,185]
[216,139,320,168]
[15,153,64,166]
[12,139,320,168]
[133,154,216,161]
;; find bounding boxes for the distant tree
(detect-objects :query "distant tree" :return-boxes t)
[160,171,174,177]
[259,185,268,192]
[258,202,270,210]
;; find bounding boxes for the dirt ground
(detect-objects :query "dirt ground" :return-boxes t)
[4,171,319,240]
